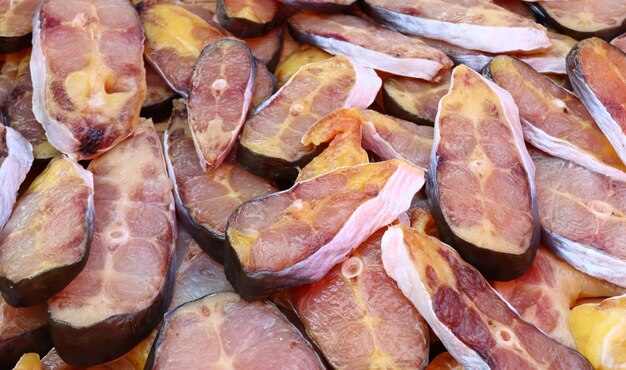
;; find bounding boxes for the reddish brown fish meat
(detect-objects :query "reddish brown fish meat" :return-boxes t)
[140,2,228,96]
[238,55,380,182]
[0,0,38,54]
[361,0,550,53]
[288,12,452,81]
[0,297,50,369]
[381,224,593,369]
[535,156,626,288]
[494,247,625,348]
[360,110,433,170]
[7,54,57,160]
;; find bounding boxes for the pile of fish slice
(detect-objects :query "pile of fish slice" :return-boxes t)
[1,0,626,369]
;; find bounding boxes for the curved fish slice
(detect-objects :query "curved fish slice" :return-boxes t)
[238,55,380,182]
[31,0,146,160]
[360,110,433,170]
[0,297,50,370]
[382,74,450,126]
[567,37,626,165]
[164,100,276,263]
[7,54,57,160]
[0,156,93,307]
[288,229,430,369]
[216,0,279,38]
[0,0,38,54]
[485,55,626,182]
[296,108,368,182]
[528,0,626,40]
[288,12,452,81]
[427,65,539,281]
[225,159,424,300]
[535,156,626,288]
[188,39,255,169]
[361,0,550,53]
[47,120,176,367]
[0,124,33,230]
[493,247,625,348]
[145,292,325,370]
[140,2,228,96]
[381,224,593,370]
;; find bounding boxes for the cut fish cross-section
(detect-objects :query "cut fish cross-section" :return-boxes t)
[31,0,147,160]
[567,37,626,165]
[145,292,325,370]
[361,0,550,53]
[287,229,430,369]
[535,156,626,288]
[188,39,255,169]
[224,158,425,300]
[47,119,176,367]
[238,55,380,182]
[485,55,626,182]
[0,155,94,307]
[427,64,539,281]
[140,2,229,97]
[380,224,594,370]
